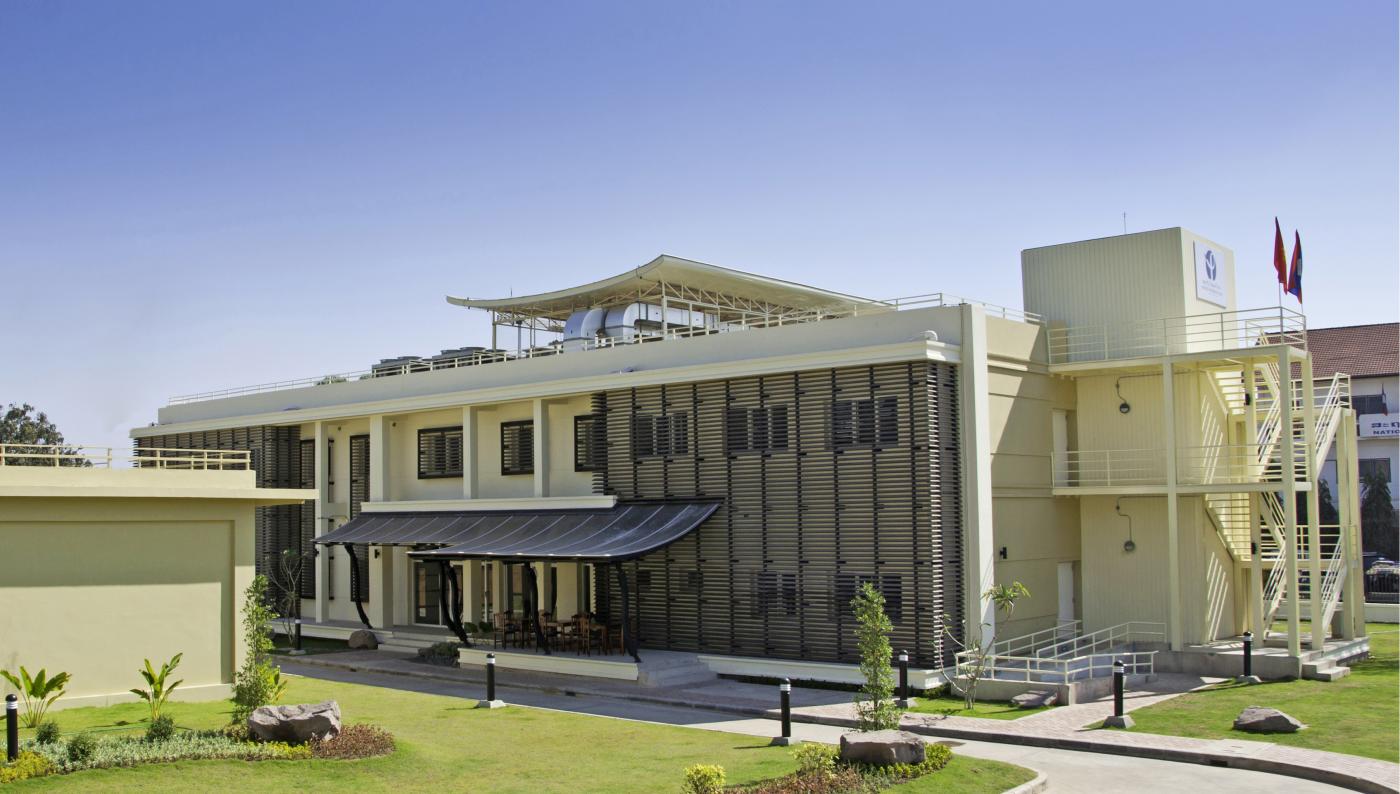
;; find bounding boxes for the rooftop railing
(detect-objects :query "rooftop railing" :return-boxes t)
[168,292,1037,405]
[1047,306,1306,365]
[0,444,251,471]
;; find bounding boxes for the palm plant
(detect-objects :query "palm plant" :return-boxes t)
[0,666,72,728]
[130,653,184,722]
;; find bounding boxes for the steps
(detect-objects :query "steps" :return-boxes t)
[636,654,717,687]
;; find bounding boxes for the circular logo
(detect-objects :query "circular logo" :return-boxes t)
[1204,250,1218,280]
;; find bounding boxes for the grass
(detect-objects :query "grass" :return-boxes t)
[1123,622,1398,762]
[907,695,1051,720]
[15,676,1035,792]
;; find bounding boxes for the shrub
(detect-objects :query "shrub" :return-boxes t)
[65,732,97,764]
[130,653,184,722]
[792,742,838,778]
[309,723,396,760]
[231,575,285,724]
[851,583,900,731]
[0,750,54,783]
[0,666,72,728]
[146,714,177,743]
[34,720,61,745]
[683,763,726,794]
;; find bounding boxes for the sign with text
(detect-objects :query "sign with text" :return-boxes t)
[1193,241,1227,308]
[1360,415,1399,438]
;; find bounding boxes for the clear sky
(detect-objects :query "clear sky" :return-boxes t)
[2,0,1396,451]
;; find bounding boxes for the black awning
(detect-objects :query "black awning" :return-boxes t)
[315,501,718,563]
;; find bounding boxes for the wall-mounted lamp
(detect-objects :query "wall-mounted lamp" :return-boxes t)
[999,546,1008,560]
[373,548,381,559]
[1115,378,1131,414]
[1115,498,1136,553]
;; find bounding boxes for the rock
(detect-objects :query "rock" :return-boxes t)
[1233,706,1306,734]
[347,629,378,650]
[248,700,342,743]
[1011,690,1057,709]
[838,730,926,766]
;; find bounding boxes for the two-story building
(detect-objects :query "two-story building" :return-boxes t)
[131,228,1369,686]
[1311,323,1399,514]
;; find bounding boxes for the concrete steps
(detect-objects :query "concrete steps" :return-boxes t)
[1302,662,1351,682]
[636,654,716,688]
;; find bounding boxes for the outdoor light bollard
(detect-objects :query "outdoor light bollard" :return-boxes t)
[1236,631,1260,684]
[1102,660,1134,729]
[6,693,17,762]
[770,678,797,746]
[896,649,916,708]
[476,652,506,709]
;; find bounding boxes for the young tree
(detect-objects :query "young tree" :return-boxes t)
[943,582,1030,710]
[0,403,88,466]
[230,575,286,724]
[1361,468,1399,560]
[272,548,309,645]
[851,582,901,731]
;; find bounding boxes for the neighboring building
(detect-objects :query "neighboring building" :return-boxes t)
[1311,323,1399,513]
[130,227,1368,683]
[0,447,310,710]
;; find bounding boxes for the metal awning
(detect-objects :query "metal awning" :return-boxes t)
[314,501,719,562]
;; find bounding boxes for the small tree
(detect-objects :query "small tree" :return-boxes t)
[943,581,1029,710]
[1362,467,1400,560]
[230,575,286,724]
[272,548,309,645]
[851,582,901,731]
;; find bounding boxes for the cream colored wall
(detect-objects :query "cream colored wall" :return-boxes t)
[476,401,536,498]
[0,497,252,711]
[388,408,468,502]
[1074,372,1205,452]
[320,416,369,624]
[547,396,597,497]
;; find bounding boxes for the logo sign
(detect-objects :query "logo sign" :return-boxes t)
[1360,415,1400,438]
[1194,242,1227,307]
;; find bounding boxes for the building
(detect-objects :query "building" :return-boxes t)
[1311,323,1399,513]
[130,227,1368,685]
[0,446,310,710]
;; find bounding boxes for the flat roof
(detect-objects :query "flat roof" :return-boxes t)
[445,254,887,318]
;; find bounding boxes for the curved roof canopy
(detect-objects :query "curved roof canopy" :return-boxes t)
[446,255,887,320]
[315,501,719,563]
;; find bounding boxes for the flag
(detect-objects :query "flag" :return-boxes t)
[1274,218,1289,287]
[1286,231,1303,301]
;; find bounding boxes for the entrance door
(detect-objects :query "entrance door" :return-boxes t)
[414,562,442,625]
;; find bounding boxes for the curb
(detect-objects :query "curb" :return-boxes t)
[1003,770,1049,794]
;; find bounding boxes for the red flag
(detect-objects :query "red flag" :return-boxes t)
[1273,218,1288,286]
[1286,231,1303,302]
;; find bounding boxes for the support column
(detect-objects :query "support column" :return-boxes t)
[369,546,394,629]
[463,560,484,625]
[1162,360,1182,650]
[1301,357,1324,649]
[1280,349,1301,657]
[369,415,391,503]
[539,562,555,615]
[1245,361,1264,635]
[1339,409,1365,639]
[462,406,478,499]
[533,399,550,498]
[313,421,331,622]
[958,304,996,644]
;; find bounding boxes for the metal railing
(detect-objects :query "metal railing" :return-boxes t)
[1053,441,1309,488]
[0,444,251,471]
[956,622,1164,685]
[170,292,1036,405]
[1047,306,1306,365]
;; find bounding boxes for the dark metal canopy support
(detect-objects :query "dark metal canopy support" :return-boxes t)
[341,543,372,629]
[615,563,640,663]
[523,563,550,654]
[435,560,473,647]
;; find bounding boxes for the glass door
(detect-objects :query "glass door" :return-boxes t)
[414,561,442,625]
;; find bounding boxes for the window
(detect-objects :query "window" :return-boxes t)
[1360,458,1392,483]
[726,405,790,455]
[831,396,900,450]
[751,571,798,617]
[632,414,689,459]
[417,426,463,478]
[1354,394,1390,416]
[832,573,903,622]
[500,420,534,475]
[574,414,606,472]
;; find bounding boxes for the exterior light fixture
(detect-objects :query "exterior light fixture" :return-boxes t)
[1115,498,1136,553]
[1116,378,1131,414]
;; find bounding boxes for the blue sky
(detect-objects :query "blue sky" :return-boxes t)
[2,1,1396,450]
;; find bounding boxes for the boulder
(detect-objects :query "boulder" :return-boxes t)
[838,730,926,766]
[347,629,379,650]
[248,700,342,743]
[1233,706,1306,734]
[1011,690,1057,709]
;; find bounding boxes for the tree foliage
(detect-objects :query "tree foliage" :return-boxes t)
[1361,468,1399,559]
[944,582,1030,710]
[0,666,71,728]
[230,575,286,724]
[851,582,901,731]
[0,404,88,466]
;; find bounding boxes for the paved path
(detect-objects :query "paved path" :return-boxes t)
[284,660,1359,793]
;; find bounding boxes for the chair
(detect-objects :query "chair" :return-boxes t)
[492,612,520,649]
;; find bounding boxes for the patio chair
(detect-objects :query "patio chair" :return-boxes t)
[492,612,521,648]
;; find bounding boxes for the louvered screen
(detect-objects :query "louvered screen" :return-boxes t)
[500,420,534,475]
[348,434,370,601]
[591,361,963,668]
[298,438,316,599]
[417,426,464,478]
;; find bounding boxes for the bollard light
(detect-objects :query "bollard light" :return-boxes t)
[1103,660,1134,729]
[771,678,796,746]
[1242,631,1253,678]
[486,653,497,702]
[6,693,17,762]
[896,650,912,708]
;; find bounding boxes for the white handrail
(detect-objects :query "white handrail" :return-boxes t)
[1048,305,1306,365]
[0,444,251,471]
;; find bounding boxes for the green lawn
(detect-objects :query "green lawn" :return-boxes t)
[1123,623,1399,762]
[908,695,1051,720]
[15,676,1034,792]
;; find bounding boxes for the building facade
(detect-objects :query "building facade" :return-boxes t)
[1310,323,1399,514]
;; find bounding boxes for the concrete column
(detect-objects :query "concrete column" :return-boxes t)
[369,545,394,629]
[958,304,996,644]
[1245,361,1264,635]
[1300,357,1325,650]
[369,414,391,503]
[1339,410,1364,639]
[1280,349,1301,657]
[533,399,550,498]
[538,562,556,615]
[1162,360,1182,650]
[313,421,331,622]
[462,406,478,499]
[462,561,484,625]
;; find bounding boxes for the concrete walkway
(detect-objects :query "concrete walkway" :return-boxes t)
[283,660,1355,793]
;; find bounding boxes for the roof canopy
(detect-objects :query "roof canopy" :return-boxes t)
[315,501,719,563]
[445,255,887,321]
